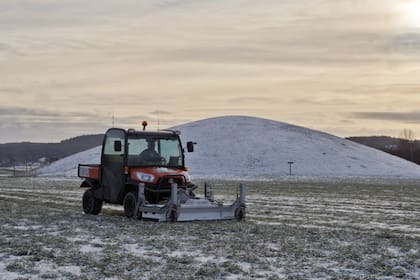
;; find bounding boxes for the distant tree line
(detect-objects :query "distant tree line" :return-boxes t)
[0,134,103,167]
[347,129,420,165]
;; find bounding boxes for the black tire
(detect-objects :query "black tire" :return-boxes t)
[136,208,143,220]
[82,189,102,215]
[169,209,177,223]
[123,192,138,218]
[235,207,245,221]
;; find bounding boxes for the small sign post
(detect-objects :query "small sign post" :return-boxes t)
[288,161,294,175]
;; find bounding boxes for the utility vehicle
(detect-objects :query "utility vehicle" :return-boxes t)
[78,126,245,222]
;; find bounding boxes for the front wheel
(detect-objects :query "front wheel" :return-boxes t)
[123,192,138,218]
[82,189,102,215]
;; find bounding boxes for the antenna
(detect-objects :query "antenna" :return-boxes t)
[157,111,160,131]
[112,113,115,127]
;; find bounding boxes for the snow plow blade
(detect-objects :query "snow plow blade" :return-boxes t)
[135,183,246,222]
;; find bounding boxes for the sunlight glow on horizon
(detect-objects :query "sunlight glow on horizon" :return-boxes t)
[400,0,420,28]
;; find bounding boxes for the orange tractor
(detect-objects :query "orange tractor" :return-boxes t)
[78,126,245,222]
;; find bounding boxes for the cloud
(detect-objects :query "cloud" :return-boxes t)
[148,110,172,116]
[0,105,187,141]
[0,87,23,94]
[0,106,98,119]
[389,32,420,55]
[0,107,60,117]
[352,111,420,123]
[0,106,111,142]
[0,106,112,138]
[228,96,278,104]
[1,0,420,141]
[293,97,358,106]
[335,84,420,96]
[161,29,418,66]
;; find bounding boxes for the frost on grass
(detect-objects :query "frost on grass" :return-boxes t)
[0,177,419,279]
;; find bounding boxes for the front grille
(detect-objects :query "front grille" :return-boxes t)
[157,175,186,189]
[144,175,186,203]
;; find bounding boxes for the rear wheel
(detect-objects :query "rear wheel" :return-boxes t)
[123,192,138,218]
[82,189,102,215]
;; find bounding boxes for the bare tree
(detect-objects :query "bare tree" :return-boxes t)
[400,129,415,142]
[399,128,416,161]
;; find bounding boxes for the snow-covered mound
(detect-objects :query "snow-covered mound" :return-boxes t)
[37,116,420,178]
[37,146,102,177]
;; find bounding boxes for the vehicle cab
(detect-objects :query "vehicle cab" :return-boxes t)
[79,127,195,211]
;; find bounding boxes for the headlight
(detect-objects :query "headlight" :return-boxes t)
[136,172,155,183]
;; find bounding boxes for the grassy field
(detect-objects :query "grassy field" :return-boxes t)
[0,177,419,279]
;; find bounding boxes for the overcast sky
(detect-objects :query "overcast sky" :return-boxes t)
[1,0,420,143]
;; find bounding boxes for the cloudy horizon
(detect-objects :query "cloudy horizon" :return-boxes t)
[1,0,420,143]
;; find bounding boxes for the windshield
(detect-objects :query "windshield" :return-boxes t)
[127,136,183,167]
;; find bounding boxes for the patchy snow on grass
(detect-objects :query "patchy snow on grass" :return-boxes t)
[0,258,22,280]
[79,244,104,254]
[32,260,82,278]
[1,177,419,279]
[57,265,82,276]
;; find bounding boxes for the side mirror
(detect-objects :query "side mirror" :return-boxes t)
[186,141,196,152]
[114,140,122,152]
